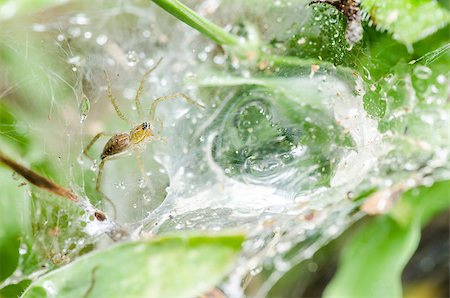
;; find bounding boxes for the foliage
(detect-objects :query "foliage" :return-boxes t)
[0,0,448,297]
[361,0,450,46]
[22,233,244,298]
[324,181,450,298]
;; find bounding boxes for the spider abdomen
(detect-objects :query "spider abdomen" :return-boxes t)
[101,133,131,159]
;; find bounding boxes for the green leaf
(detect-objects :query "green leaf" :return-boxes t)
[324,181,450,298]
[0,280,31,298]
[362,0,450,46]
[392,180,450,226]
[323,216,420,298]
[0,168,26,282]
[22,233,244,298]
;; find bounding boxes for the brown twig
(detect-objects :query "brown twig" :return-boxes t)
[0,150,128,241]
[0,151,79,202]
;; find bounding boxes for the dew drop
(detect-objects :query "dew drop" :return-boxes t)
[413,65,432,80]
[90,160,98,171]
[83,31,92,39]
[138,178,146,189]
[198,52,208,61]
[250,266,263,276]
[19,244,27,255]
[79,94,90,123]
[32,23,46,32]
[142,30,151,38]
[76,155,84,165]
[70,13,90,25]
[96,34,108,46]
[115,182,126,190]
[67,56,81,65]
[126,50,139,67]
[436,74,446,85]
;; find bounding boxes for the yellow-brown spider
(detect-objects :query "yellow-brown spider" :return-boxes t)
[82,58,203,214]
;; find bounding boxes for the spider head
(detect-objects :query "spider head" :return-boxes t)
[130,122,153,144]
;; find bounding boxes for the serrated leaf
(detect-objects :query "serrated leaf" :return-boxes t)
[362,0,450,45]
[21,233,244,298]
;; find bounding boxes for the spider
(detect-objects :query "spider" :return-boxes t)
[82,58,203,214]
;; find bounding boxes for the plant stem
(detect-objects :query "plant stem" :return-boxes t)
[150,0,354,79]
[152,0,241,47]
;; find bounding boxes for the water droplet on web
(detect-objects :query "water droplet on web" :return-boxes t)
[32,23,47,32]
[143,194,151,202]
[142,30,151,38]
[250,266,263,276]
[19,244,28,255]
[84,31,92,39]
[198,52,208,61]
[213,55,225,65]
[138,178,146,188]
[68,26,81,38]
[436,74,446,85]
[69,13,90,25]
[90,161,98,171]
[115,182,126,190]
[79,94,90,123]
[96,34,108,46]
[67,56,81,65]
[76,155,84,165]
[413,65,432,79]
[126,50,139,67]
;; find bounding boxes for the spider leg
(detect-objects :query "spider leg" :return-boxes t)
[152,135,167,144]
[134,58,163,120]
[104,70,133,125]
[96,156,117,218]
[135,151,150,188]
[82,132,112,161]
[134,151,158,210]
[148,92,205,123]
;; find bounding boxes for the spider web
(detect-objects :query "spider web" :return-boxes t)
[0,0,448,297]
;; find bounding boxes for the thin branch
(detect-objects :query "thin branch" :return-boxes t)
[0,151,79,202]
[0,151,128,241]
